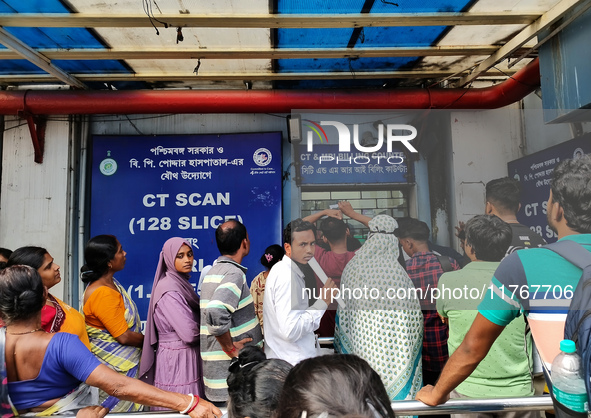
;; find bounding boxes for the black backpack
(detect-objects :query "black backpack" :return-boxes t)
[546,240,591,407]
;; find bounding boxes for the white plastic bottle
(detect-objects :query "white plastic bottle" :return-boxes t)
[551,339,589,413]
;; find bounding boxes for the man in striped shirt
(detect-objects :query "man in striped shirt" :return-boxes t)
[200,220,263,403]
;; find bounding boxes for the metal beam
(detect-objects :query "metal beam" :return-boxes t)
[0,69,515,83]
[507,3,590,68]
[0,28,87,89]
[0,46,532,60]
[21,113,46,164]
[456,0,591,86]
[0,12,540,28]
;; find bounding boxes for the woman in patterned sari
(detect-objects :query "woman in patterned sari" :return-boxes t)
[334,215,424,402]
[5,247,90,348]
[81,235,144,412]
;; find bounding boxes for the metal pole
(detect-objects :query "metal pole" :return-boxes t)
[390,396,554,416]
[76,396,553,417]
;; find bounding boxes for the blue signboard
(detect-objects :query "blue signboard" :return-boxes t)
[295,144,413,184]
[507,134,591,243]
[90,133,283,323]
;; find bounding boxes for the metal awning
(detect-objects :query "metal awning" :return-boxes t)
[0,0,588,91]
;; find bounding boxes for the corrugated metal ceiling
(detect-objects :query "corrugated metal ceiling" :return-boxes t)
[0,0,583,91]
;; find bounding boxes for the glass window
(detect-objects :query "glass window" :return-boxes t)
[331,191,361,200]
[301,191,331,200]
[362,191,391,199]
[300,188,409,239]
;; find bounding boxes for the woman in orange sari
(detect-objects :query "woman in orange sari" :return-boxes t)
[81,234,144,412]
[5,246,89,348]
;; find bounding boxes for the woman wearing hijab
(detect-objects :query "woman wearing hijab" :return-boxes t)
[334,215,424,402]
[140,237,205,405]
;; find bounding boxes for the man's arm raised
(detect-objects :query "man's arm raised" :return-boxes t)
[415,313,505,405]
[338,201,371,227]
[302,209,342,224]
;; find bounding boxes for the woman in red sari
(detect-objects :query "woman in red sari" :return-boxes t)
[6,246,90,348]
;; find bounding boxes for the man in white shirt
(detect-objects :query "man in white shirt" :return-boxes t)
[263,218,337,365]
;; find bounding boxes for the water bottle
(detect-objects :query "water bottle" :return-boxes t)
[551,339,589,413]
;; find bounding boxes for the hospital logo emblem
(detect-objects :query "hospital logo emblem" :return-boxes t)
[100,151,118,176]
[253,148,272,167]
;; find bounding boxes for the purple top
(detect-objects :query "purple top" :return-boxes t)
[8,333,100,410]
[154,292,200,344]
[149,291,205,401]
[140,237,201,383]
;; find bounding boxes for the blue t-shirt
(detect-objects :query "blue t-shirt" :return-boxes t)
[478,234,591,325]
[8,332,101,410]
[477,235,591,370]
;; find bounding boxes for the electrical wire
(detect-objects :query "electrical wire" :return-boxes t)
[426,62,480,89]
[16,113,288,125]
[2,122,28,132]
[5,113,409,134]
[193,59,201,75]
[142,0,169,35]
[440,80,474,109]
[125,115,145,135]
[38,114,177,123]
[492,65,538,88]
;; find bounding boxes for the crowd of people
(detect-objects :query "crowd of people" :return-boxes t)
[0,154,590,418]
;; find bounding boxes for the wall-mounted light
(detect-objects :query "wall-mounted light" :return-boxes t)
[287,114,302,144]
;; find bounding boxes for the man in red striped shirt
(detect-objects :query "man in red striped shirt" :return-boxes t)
[395,218,460,401]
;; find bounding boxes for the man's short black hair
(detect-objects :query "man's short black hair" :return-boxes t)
[485,177,521,215]
[283,219,316,245]
[464,215,512,262]
[551,155,591,233]
[216,220,248,256]
[0,247,12,261]
[394,217,430,242]
[320,217,347,243]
